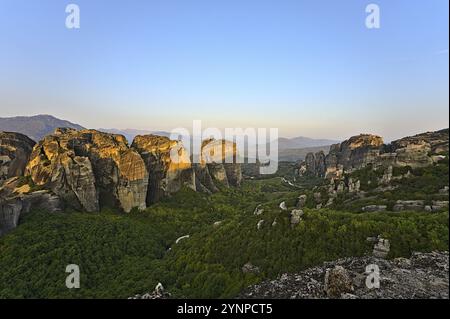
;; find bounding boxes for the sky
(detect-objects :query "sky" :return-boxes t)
[0,0,448,141]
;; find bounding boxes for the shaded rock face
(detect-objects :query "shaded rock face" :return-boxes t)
[0,132,36,181]
[392,129,449,155]
[26,128,148,212]
[195,139,242,193]
[132,135,195,205]
[315,151,326,178]
[239,251,449,299]
[0,177,62,236]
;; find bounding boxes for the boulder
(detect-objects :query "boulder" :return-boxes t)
[431,201,449,212]
[362,205,387,212]
[257,219,265,230]
[324,266,354,298]
[393,200,425,212]
[0,132,35,181]
[242,262,260,274]
[297,194,307,208]
[290,209,304,226]
[0,177,62,236]
[253,204,264,215]
[129,283,171,299]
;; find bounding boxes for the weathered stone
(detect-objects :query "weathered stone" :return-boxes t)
[195,139,242,192]
[324,266,354,298]
[26,128,148,212]
[257,219,264,230]
[239,251,449,299]
[297,194,307,208]
[0,132,35,181]
[0,177,63,236]
[393,200,425,212]
[290,209,304,226]
[129,283,171,299]
[373,236,390,259]
[304,153,316,176]
[299,129,448,179]
[253,204,264,215]
[362,205,387,212]
[315,151,326,178]
[242,262,260,274]
[380,166,393,184]
[313,192,322,204]
[132,135,195,204]
[431,201,449,212]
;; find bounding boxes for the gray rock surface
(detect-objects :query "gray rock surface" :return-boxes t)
[0,132,35,181]
[239,251,449,299]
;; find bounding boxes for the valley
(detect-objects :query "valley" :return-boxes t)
[0,125,448,299]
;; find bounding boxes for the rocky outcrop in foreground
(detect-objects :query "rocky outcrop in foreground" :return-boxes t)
[239,251,449,299]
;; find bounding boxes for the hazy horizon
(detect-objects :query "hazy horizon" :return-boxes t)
[0,0,448,142]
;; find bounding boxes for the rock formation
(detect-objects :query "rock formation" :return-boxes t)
[132,135,195,204]
[194,139,242,193]
[324,266,354,298]
[0,177,62,236]
[0,132,35,181]
[296,129,449,179]
[290,209,304,226]
[1,129,245,236]
[239,251,449,299]
[26,128,148,212]
[129,283,171,299]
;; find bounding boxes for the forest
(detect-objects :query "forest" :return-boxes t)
[0,168,448,298]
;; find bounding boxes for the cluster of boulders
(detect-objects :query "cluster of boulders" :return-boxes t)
[361,200,449,213]
[296,129,449,179]
[0,129,243,236]
[239,251,449,299]
[393,200,449,212]
[129,283,171,299]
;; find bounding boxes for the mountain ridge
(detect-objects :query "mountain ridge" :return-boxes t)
[0,115,85,141]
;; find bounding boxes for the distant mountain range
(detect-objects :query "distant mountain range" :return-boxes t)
[275,136,339,149]
[0,115,338,160]
[0,115,84,141]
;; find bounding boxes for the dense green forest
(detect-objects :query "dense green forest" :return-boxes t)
[0,173,448,298]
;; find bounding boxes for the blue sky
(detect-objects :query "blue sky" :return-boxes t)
[0,0,448,140]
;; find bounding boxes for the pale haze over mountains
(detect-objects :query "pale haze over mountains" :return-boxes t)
[0,115,339,160]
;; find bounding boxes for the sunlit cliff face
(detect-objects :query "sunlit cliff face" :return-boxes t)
[200,139,238,166]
